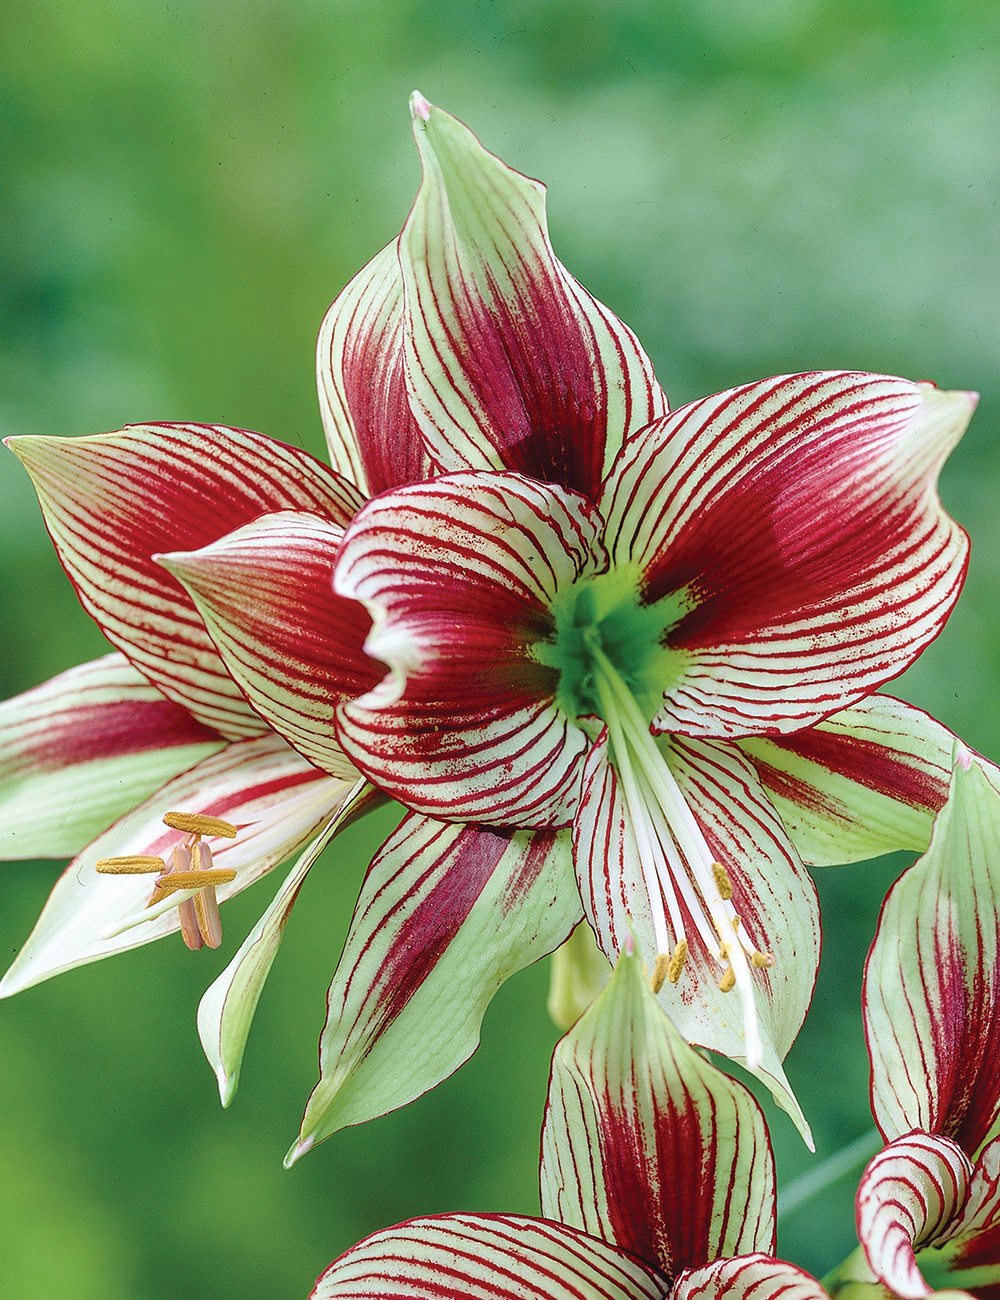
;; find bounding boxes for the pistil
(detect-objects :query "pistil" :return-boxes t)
[95,810,238,949]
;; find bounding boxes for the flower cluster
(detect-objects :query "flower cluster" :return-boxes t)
[1,93,997,1300]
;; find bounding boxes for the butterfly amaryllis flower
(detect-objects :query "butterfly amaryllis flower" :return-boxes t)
[847,757,1000,1300]
[162,95,978,1156]
[0,94,666,1114]
[308,941,828,1300]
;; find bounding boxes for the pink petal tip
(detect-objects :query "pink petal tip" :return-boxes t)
[409,90,431,121]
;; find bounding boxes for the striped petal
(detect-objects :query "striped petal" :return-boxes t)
[0,733,346,996]
[159,511,378,779]
[857,1133,972,1298]
[197,779,378,1107]
[0,653,223,859]
[317,239,429,495]
[600,375,973,737]
[864,758,1000,1158]
[401,96,666,501]
[737,695,961,867]
[540,944,775,1278]
[333,472,606,828]
[288,814,581,1162]
[311,1212,668,1300]
[7,425,366,739]
[672,1255,828,1300]
[574,732,817,1143]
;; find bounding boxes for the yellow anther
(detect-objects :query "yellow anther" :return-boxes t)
[751,950,775,969]
[650,953,670,994]
[667,940,688,984]
[95,855,165,874]
[711,861,734,900]
[151,869,238,894]
[718,966,736,994]
[162,811,238,838]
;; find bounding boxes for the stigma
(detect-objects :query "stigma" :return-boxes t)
[95,810,238,949]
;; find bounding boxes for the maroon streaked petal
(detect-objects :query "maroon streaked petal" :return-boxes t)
[671,1254,829,1300]
[160,511,378,779]
[317,238,430,495]
[333,472,607,827]
[0,653,224,859]
[737,694,969,866]
[540,944,775,1278]
[574,732,817,1141]
[864,759,1000,1157]
[856,1132,972,1298]
[310,1211,668,1300]
[7,425,366,739]
[0,733,348,997]
[290,814,581,1158]
[600,375,973,737]
[401,99,666,502]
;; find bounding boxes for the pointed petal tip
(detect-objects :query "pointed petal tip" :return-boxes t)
[283,1133,314,1169]
[409,90,432,122]
[218,1068,239,1109]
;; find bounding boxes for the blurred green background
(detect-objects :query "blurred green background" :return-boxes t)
[1,1,998,1296]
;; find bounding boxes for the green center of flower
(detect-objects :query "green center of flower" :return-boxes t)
[534,565,689,725]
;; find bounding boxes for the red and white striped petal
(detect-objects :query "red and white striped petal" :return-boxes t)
[671,1254,829,1300]
[864,758,1000,1158]
[0,653,224,859]
[288,814,581,1161]
[317,238,429,495]
[333,472,607,828]
[7,425,366,739]
[197,779,378,1107]
[575,732,817,1143]
[0,733,346,996]
[737,695,963,867]
[856,1132,973,1298]
[600,375,973,737]
[951,1137,1000,1252]
[311,1212,668,1300]
[540,943,775,1278]
[159,511,378,780]
[401,96,666,502]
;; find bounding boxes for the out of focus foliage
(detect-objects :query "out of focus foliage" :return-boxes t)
[1,1,997,1296]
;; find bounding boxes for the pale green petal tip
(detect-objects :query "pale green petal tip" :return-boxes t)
[218,1067,239,1109]
[283,1133,314,1170]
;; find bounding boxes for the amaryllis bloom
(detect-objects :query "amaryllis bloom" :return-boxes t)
[159,97,981,1155]
[845,757,1000,1300]
[308,942,828,1300]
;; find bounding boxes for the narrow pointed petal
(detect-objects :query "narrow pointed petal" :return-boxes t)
[540,944,775,1278]
[575,733,816,1143]
[290,815,581,1158]
[160,511,379,779]
[0,734,346,996]
[0,653,223,859]
[672,1255,829,1300]
[7,426,366,739]
[601,375,973,736]
[737,695,965,867]
[856,1133,972,1299]
[310,1211,668,1300]
[951,1137,1000,1252]
[317,239,429,495]
[197,779,376,1107]
[864,759,1000,1157]
[402,98,666,501]
[334,472,606,827]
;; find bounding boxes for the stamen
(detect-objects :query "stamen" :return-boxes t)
[752,950,775,969]
[150,869,238,894]
[719,967,736,993]
[162,811,238,838]
[667,940,687,984]
[650,953,671,994]
[711,862,733,900]
[95,855,165,874]
[190,841,224,948]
